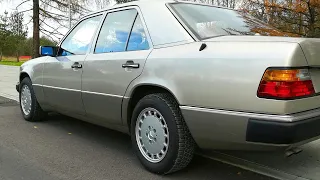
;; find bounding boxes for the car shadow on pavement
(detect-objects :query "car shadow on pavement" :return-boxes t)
[44,113,132,154]
[39,113,274,180]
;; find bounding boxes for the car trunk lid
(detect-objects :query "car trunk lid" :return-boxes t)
[202,36,320,114]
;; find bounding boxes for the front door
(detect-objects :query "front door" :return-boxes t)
[43,15,102,115]
[82,8,152,124]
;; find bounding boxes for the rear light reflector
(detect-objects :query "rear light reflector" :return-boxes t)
[257,69,315,99]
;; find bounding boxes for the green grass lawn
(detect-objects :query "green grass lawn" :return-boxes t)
[0,61,24,66]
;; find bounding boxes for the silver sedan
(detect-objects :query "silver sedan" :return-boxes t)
[16,0,320,174]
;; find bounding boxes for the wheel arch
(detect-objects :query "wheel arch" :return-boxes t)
[124,84,180,132]
[19,67,46,109]
[20,72,31,83]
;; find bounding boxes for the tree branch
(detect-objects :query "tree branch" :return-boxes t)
[40,29,61,42]
[24,17,33,26]
[39,7,69,19]
[16,8,33,14]
[39,9,68,22]
[40,20,65,36]
[40,27,63,39]
[16,0,31,8]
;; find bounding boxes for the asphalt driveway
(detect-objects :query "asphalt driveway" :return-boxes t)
[0,96,273,180]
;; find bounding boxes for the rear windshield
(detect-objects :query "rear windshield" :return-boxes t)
[169,3,294,40]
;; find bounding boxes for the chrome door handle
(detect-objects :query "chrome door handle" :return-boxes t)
[71,62,82,69]
[122,61,139,69]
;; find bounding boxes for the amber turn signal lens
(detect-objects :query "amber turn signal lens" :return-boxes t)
[262,69,310,82]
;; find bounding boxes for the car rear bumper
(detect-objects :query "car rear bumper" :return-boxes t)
[247,117,320,144]
[180,106,320,150]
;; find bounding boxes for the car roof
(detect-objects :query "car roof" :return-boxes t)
[85,0,176,17]
[81,0,195,47]
[80,0,235,47]
[85,0,232,17]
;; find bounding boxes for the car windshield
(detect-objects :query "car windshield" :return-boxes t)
[169,3,297,40]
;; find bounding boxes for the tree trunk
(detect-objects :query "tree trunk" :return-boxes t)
[0,51,2,62]
[307,2,316,37]
[16,51,19,62]
[33,0,40,58]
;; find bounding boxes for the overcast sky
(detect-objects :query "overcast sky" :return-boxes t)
[1,0,38,37]
[0,0,116,41]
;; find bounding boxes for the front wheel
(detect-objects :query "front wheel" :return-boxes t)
[19,77,46,122]
[131,93,195,174]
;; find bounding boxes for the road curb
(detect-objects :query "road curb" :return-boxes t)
[0,95,18,106]
[0,92,19,102]
[198,151,310,180]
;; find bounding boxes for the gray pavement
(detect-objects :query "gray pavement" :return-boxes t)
[210,142,320,180]
[0,96,273,180]
[0,65,19,101]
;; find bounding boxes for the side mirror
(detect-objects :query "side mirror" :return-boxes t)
[40,46,58,57]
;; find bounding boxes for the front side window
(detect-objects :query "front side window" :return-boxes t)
[127,16,149,51]
[170,3,293,40]
[59,15,101,56]
[95,9,138,54]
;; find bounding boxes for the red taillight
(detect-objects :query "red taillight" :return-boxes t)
[257,69,315,99]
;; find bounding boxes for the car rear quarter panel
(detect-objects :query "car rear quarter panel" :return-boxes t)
[126,41,315,115]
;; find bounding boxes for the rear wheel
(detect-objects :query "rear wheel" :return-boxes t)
[131,93,195,174]
[19,77,46,122]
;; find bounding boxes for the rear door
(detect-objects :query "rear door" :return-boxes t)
[43,14,102,115]
[82,7,152,124]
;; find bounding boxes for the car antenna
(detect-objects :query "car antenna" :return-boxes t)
[199,43,207,51]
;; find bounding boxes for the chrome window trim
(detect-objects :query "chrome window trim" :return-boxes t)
[57,13,104,56]
[90,5,154,54]
[165,2,199,42]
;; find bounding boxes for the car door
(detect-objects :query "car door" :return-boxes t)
[42,14,102,115]
[82,7,152,124]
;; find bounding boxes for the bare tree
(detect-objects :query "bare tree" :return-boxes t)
[93,0,115,9]
[33,0,40,58]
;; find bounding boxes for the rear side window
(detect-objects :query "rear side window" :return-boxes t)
[169,3,291,39]
[95,9,137,53]
[127,16,149,51]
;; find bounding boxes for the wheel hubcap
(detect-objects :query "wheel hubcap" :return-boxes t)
[20,85,32,116]
[135,108,169,163]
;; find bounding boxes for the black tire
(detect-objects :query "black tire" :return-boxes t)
[131,93,195,174]
[19,77,46,122]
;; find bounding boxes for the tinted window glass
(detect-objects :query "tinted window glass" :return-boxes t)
[127,16,149,51]
[170,3,292,39]
[59,15,101,56]
[95,9,137,53]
